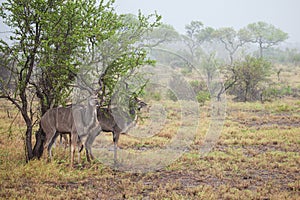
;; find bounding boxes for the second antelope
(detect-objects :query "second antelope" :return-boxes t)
[84,97,147,164]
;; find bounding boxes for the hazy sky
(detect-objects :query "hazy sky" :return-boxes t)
[115,0,300,44]
[0,0,299,44]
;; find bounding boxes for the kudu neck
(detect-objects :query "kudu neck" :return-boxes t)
[85,98,98,122]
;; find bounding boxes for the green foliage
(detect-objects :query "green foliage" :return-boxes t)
[239,21,288,58]
[189,80,210,105]
[274,103,294,112]
[182,21,214,64]
[196,91,210,105]
[0,0,162,107]
[185,21,214,43]
[264,47,300,65]
[189,80,201,89]
[213,27,244,64]
[229,56,272,102]
[83,11,161,106]
[143,23,179,47]
[0,0,121,112]
[199,52,220,84]
[181,67,192,75]
[262,84,296,102]
[0,0,161,109]
[189,80,207,94]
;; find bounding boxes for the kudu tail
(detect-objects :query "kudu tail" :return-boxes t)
[78,136,84,153]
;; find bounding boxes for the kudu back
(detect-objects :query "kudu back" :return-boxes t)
[41,94,101,167]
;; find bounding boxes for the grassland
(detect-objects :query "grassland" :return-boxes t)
[0,96,299,199]
[0,67,299,199]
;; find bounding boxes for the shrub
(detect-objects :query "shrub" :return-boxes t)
[196,91,210,105]
[229,56,272,102]
[262,84,297,102]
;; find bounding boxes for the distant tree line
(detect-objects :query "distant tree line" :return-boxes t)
[146,20,298,103]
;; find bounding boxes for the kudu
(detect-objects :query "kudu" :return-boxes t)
[41,94,101,167]
[84,97,147,163]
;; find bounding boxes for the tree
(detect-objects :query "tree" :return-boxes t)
[35,0,122,113]
[182,21,214,64]
[199,52,219,87]
[142,23,179,48]
[143,23,181,66]
[213,27,245,64]
[0,0,160,161]
[229,56,272,102]
[85,11,161,107]
[239,21,288,58]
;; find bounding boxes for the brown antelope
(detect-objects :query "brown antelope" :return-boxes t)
[84,97,147,164]
[40,94,102,167]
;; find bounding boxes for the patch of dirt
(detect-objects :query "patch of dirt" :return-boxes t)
[213,144,299,155]
[44,181,81,190]
[229,110,300,129]
[43,149,299,199]
[93,167,299,199]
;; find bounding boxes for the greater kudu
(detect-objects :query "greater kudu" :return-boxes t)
[84,97,147,163]
[41,94,102,167]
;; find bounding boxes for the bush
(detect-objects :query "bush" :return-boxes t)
[229,56,272,102]
[196,91,210,105]
[189,80,207,94]
[181,67,192,75]
[188,80,210,105]
[262,84,297,102]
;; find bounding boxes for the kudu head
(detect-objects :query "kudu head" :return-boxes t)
[129,96,147,115]
[87,94,99,107]
[136,98,147,111]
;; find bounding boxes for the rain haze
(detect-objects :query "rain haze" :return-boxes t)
[0,0,300,45]
[115,0,300,45]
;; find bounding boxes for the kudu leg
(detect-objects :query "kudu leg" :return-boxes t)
[113,132,120,166]
[59,133,69,149]
[85,127,101,163]
[114,142,117,166]
[70,133,78,168]
[77,136,83,164]
[45,131,60,162]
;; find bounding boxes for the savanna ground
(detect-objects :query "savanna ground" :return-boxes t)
[0,66,299,200]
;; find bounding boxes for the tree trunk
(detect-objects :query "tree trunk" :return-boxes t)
[259,40,263,58]
[32,96,49,159]
[20,106,34,162]
[244,82,250,102]
[32,127,45,159]
[229,53,234,65]
[25,125,34,162]
[19,91,34,161]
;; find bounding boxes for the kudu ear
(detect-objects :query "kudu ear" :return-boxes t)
[140,101,147,107]
[134,97,147,111]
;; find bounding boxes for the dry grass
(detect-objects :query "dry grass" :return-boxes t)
[0,64,300,199]
[0,95,299,199]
